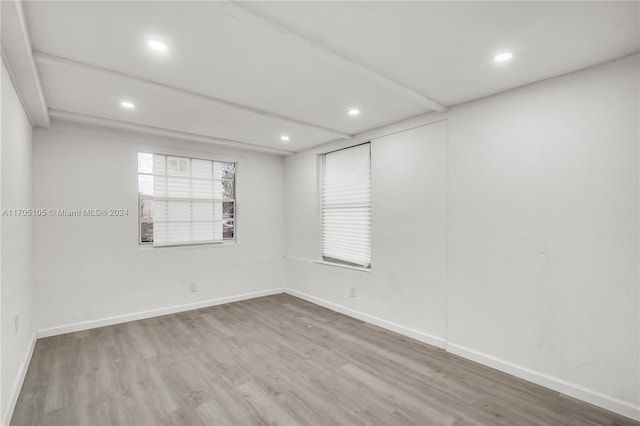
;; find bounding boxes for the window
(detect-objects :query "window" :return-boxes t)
[321,143,371,268]
[138,153,236,247]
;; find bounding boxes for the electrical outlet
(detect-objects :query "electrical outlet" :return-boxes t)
[349,286,356,298]
[15,313,20,333]
[189,281,198,292]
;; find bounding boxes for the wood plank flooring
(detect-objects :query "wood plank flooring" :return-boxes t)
[11,294,638,425]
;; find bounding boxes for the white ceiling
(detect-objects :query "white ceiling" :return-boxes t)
[245,1,640,106]
[17,1,640,153]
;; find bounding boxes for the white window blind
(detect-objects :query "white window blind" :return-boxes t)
[321,143,371,268]
[150,154,233,247]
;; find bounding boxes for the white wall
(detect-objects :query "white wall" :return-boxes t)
[1,59,36,425]
[285,122,448,345]
[447,53,639,414]
[33,122,285,334]
[284,54,639,418]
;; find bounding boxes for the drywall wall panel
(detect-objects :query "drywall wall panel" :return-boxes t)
[33,123,285,332]
[285,121,448,341]
[447,53,639,409]
[1,58,35,425]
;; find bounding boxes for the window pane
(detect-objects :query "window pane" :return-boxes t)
[223,201,234,219]
[192,159,212,178]
[162,201,191,222]
[167,156,190,176]
[192,179,213,198]
[140,198,153,221]
[138,153,153,173]
[222,162,235,178]
[192,202,214,221]
[138,174,153,196]
[213,179,223,199]
[141,222,153,243]
[223,220,234,239]
[153,154,166,174]
[141,153,236,247]
[222,179,234,199]
[161,176,190,198]
[192,222,215,242]
[321,144,371,268]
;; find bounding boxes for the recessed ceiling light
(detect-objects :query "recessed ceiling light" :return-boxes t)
[147,40,168,52]
[280,135,290,142]
[494,52,514,63]
[120,101,135,109]
[348,108,360,116]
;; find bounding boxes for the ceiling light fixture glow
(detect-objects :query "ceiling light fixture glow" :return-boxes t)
[280,135,290,142]
[120,101,136,109]
[147,40,168,52]
[494,52,514,63]
[348,108,360,116]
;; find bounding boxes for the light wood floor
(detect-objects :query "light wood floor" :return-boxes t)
[11,294,637,426]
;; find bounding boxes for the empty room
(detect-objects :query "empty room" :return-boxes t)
[1,1,638,425]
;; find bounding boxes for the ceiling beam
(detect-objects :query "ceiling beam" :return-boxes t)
[1,0,50,127]
[34,52,353,140]
[229,2,448,113]
[48,109,295,156]
[294,111,448,157]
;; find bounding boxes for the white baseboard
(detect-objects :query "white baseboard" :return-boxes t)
[2,332,37,426]
[284,288,446,349]
[284,288,639,422]
[25,286,640,422]
[445,343,640,422]
[37,288,285,338]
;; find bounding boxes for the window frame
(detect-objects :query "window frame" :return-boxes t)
[319,142,372,270]
[137,152,238,248]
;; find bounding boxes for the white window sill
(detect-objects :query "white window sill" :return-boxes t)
[138,240,238,251]
[314,259,371,273]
